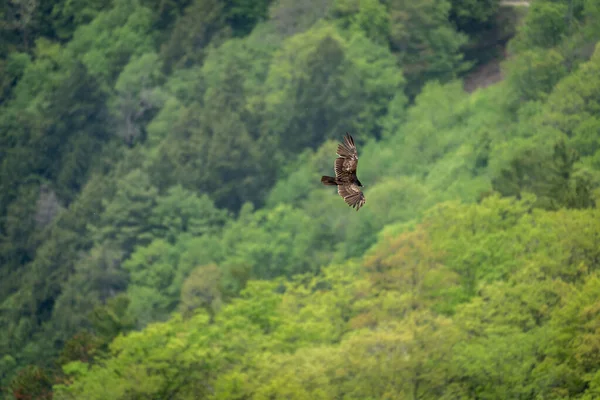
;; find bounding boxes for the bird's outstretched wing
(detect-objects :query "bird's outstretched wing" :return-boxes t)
[334,133,359,180]
[338,183,366,211]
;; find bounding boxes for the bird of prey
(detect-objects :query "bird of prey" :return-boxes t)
[321,133,366,211]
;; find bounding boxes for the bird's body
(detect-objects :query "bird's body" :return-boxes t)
[321,133,366,211]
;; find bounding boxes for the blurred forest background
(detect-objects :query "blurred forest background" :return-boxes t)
[1,0,600,398]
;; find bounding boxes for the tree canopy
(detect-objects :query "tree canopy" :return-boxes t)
[2,0,600,398]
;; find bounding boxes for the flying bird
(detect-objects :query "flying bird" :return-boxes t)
[321,133,366,211]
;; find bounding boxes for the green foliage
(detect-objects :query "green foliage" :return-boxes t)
[8,365,53,400]
[0,51,30,103]
[364,224,462,313]
[53,312,217,400]
[51,191,600,398]
[123,239,179,320]
[583,0,600,41]
[139,0,193,39]
[67,0,156,84]
[542,273,600,397]
[225,0,273,37]
[110,51,166,145]
[268,0,333,37]
[219,203,335,279]
[510,0,574,51]
[491,139,596,210]
[148,185,229,242]
[93,169,159,255]
[0,39,112,206]
[50,244,128,337]
[179,263,223,320]
[57,332,103,366]
[89,294,135,337]
[503,47,568,101]
[329,0,390,45]
[259,23,404,152]
[0,36,115,372]
[159,0,231,72]
[544,43,600,160]
[4,0,600,397]
[50,0,113,41]
[150,30,280,209]
[160,0,272,72]
[387,80,471,175]
[387,0,471,98]
[449,0,500,31]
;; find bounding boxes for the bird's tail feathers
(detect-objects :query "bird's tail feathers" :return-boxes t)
[321,176,337,186]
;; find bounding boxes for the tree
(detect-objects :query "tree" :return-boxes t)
[224,0,273,37]
[420,195,538,293]
[88,294,136,343]
[378,80,471,177]
[8,365,53,400]
[110,52,166,146]
[57,332,102,365]
[0,38,112,212]
[159,0,231,73]
[219,203,334,280]
[151,33,279,210]
[179,263,223,321]
[329,0,390,45]
[449,0,500,33]
[268,0,332,37]
[491,139,596,210]
[122,239,179,325]
[543,43,600,161]
[0,51,30,104]
[338,312,464,399]
[259,23,404,153]
[363,224,462,317]
[50,0,112,41]
[387,0,471,98]
[92,169,158,256]
[147,184,229,243]
[49,244,128,344]
[0,183,39,297]
[503,48,567,102]
[66,0,156,85]
[1,0,39,49]
[509,0,575,51]
[54,312,214,400]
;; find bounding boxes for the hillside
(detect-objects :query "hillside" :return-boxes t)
[1,0,600,398]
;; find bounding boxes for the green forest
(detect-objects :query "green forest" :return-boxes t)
[1,0,600,398]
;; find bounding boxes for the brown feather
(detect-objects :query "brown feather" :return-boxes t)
[322,133,365,211]
[334,158,345,177]
[338,183,366,211]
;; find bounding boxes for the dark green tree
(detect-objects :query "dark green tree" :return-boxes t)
[492,139,595,210]
[92,169,158,256]
[259,23,404,153]
[449,0,500,33]
[151,35,278,210]
[159,0,231,73]
[8,365,54,400]
[387,0,471,98]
